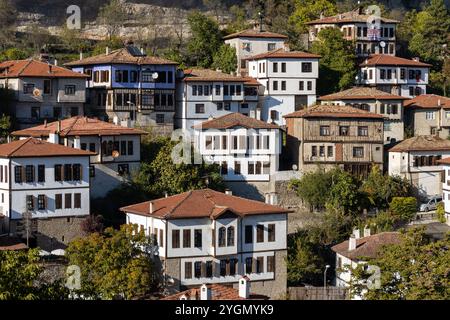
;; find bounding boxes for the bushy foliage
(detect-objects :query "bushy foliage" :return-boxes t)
[389,197,417,221]
[212,44,237,74]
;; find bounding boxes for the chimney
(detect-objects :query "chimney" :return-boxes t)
[149,202,153,214]
[438,99,442,107]
[106,46,110,55]
[48,132,59,144]
[48,65,53,74]
[140,47,145,55]
[164,192,168,198]
[73,136,81,149]
[44,119,47,128]
[413,57,420,62]
[239,276,250,299]
[200,284,211,300]
[54,59,58,66]
[348,235,357,251]
[256,108,261,120]
[80,51,83,60]
[225,189,232,196]
[320,12,324,19]
[363,226,371,237]
[57,120,61,133]
[353,228,360,239]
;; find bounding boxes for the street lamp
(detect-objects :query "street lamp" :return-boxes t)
[323,264,331,300]
[126,100,136,123]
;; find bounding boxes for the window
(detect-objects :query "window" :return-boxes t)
[320,126,330,136]
[206,261,213,278]
[55,194,62,209]
[216,102,223,111]
[256,225,264,243]
[128,141,133,155]
[37,195,46,210]
[307,81,312,90]
[319,146,325,157]
[353,147,364,158]
[358,126,368,136]
[281,63,286,73]
[387,69,392,79]
[25,165,34,183]
[339,126,349,136]
[299,81,304,91]
[245,225,253,243]
[89,166,95,178]
[268,224,275,242]
[268,43,276,51]
[302,62,312,72]
[26,195,34,211]
[185,262,192,279]
[172,230,180,248]
[426,111,436,120]
[384,122,391,132]
[100,70,109,82]
[156,114,165,124]
[256,257,264,273]
[267,255,275,273]
[65,85,76,95]
[227,226,235,246]
[224,102,231,111]
[312,146,317,157]
[204,85,209,96]
[273,81,278,91]
[64,164,72,181]
[74,193,81,208]
[380,69,386,79]
[194,229,202,248]
[38,165,45,182]
[183,229,191,248]
[23,83,35,94]
[281,81,286,91]
[230,259,237,276]
[236,85,241,95]
[220,260,227,276]
[195,104,205,114]
[194,262,202,278]
[31,107,40,120]
[72,164,81,181]
[327,146,333,157]
[65,193,72,209]
[245,257,253,274]
[400,68,406,80]
[272,62,278,73]
[218,227,226,247]
[215,85,221,95]
[43,79,51,94]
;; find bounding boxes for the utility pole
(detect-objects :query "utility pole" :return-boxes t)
[323,264,330,300]
[23,211,32,247]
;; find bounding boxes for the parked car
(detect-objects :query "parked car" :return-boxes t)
[419,196,442,212]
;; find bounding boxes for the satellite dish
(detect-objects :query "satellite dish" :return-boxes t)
[292,164,298,171]
[33,88,42,97]
[112,150,120,158]
[152,72,159,80]
[380,41,386,48]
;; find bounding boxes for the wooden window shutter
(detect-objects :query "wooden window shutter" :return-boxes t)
[79,164,83,180]
[21,166,26,182]
[252,257,257,273]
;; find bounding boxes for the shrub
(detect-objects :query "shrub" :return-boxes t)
[389,197,417,221]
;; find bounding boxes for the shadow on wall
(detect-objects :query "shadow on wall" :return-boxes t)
[91,165,124,198]
[224,182,266,201]
[34,232,67,252]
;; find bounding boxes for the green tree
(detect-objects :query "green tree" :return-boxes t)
[91,36,124,56]
[436,202,446,223]
[0,0,17,49]
[289,0,337,34]
[225,5,251,34]
[211,44,237,74]
[389,197,417,221]
[0,48,28,62]
[97,0,128,40]
[349,228,450,300]
[65,224,160,299]
[186,11,223,68]
[311,27,357,94]
[327,168,361,214]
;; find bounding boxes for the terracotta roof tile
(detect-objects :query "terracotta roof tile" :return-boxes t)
[389,135,450,153]
[0,59,88,79]
[331,232,401,260]
[319,87,407,101]
[360,54,432,67]
[245,48,321,60]
[65,47,178,67]
[192,113,280,130]
[183,68,248,82]
[0,236,28,251]
[120,189,292,220]
[306,9,399,25]
[438,158,450,165]
[404,94,450,109]
[11,116,147,138]
[284,104,384,119]
[161,283,268,300]
[223,29,288,40]
[0,137,95,158]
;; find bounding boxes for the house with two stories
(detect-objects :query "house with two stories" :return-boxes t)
[388,135,450,197]
[319,86,407,145]
[404,94,450,138]
[11,116,147,198]
[120,188,292,299]
[192,112,281,182]
[175,69,260,131]
[284,105,384,177]
[358,54,431,98]
[246,49,321,125]
[305,7,398,57]
[0,137,93,250]
[0,59,87,129]
[65,45,178,134]
[223,28,288,76]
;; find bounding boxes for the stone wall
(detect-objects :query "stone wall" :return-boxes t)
[164,257,182,294]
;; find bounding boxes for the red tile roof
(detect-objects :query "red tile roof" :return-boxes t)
[223,29,288,40]
[332,232,401,260]
[65,47,178,67]
[0,236,28,251]
[284,105,384,119]
[319,87,407,101]
[245,49,321,60]
[438,158,450,165]
[120,189,292,220]
[360,54,432,67]
[306,9,399,25]
[183,68,248,82]
[404,94,450,109]
[11,116,147,138]
[389,135,450,153]
[0,59,88,79]
[192,113,280,130]
[0,137,95,158]
[161,283,268,300]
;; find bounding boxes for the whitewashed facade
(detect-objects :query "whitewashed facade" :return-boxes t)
[438,159,450,225]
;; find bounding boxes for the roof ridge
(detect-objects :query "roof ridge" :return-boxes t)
[17,59,33,76]
[6,137,32,157]
[163,190,193,219]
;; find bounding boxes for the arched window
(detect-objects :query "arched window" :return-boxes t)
[227,226,235,246]
[218,227,226,247]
